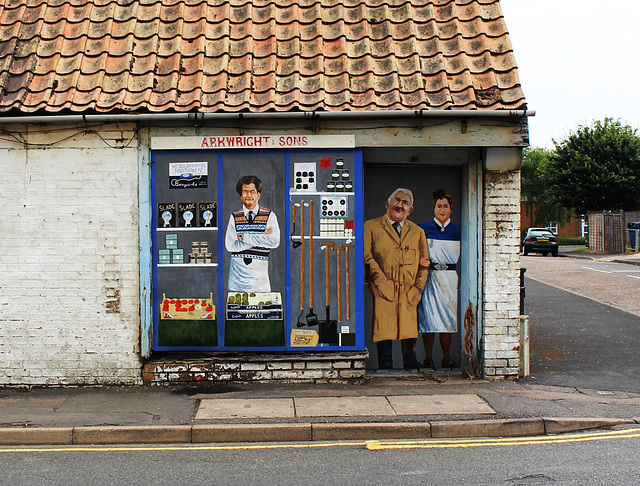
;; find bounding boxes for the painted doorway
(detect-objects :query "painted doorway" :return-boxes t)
[363,163,463,370]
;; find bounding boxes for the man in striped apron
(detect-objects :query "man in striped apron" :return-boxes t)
[225,175,281,292]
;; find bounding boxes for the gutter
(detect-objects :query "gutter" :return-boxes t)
[0,109,535,125]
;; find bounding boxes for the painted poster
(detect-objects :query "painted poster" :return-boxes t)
[169,161,208,189]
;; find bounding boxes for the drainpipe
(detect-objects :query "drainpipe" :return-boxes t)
[0,109,535,125]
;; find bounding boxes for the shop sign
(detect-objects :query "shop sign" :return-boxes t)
[152,135,355,150]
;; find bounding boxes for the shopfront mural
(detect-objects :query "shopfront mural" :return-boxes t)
[151,144,364,352]
[363,165,462,369]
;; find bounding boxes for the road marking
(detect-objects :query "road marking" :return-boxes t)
[365,427,640,450]
[627,275,640,280]
[1,428,639,454]
[0,441,357,454]
[581,267,640,275]
[581,266,611,273]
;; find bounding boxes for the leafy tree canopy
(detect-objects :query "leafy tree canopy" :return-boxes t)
[546,118,640,214]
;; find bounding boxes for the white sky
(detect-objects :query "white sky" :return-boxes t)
[499,0,640,149]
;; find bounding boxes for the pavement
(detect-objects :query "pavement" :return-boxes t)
[2,372,639,446]
[557,244,640,265]
[1,247,639,447]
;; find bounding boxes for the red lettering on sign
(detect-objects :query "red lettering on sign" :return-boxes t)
[198,135,312,148]
[279,136,309,147]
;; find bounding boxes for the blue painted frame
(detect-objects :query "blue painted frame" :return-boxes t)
[150,148,364,352]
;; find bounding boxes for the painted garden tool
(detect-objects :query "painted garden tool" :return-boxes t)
[297,200,306,327]
[343,243,355,320]
[306,199,319,326]
[332,245,346,323]
[290,203,301,248]
[319,242,337,344]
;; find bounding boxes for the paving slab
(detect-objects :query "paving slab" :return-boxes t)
[294,396,394,417]
[196,398,295,420]
[387,394,495,416]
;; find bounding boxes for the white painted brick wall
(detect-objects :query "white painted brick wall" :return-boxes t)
[482,170,521,379]
[0,123,142,385]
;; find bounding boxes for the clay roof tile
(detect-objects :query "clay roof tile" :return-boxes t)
[0,0,526,114]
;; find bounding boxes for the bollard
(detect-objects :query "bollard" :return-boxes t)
[519,315,530,377]
[520,267,527,315]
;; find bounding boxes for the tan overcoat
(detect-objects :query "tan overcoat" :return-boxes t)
[364,216,429,341]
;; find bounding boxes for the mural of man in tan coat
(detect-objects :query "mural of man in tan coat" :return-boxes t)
[364,188,430,369]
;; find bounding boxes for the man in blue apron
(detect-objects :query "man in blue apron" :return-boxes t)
[225,175,281,292]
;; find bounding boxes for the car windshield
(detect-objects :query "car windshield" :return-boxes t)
[530,230,554,238]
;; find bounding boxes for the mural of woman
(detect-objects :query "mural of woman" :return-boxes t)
[417,188,461,369]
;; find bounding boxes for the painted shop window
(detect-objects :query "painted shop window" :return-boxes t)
[151,150,364,352]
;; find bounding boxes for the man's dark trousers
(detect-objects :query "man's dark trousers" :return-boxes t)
[377,339,419,369]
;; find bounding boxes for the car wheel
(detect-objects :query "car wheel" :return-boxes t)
[552,249,558,257]
[523,249,529,256]
[542,252,548,256]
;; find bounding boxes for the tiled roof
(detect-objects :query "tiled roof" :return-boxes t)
[0,0,526,115]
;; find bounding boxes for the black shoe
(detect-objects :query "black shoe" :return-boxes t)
[441,359,459,369]
[403,360,423,370]
[423,357,435,369]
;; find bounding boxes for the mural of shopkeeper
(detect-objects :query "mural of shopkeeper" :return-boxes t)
[418,188,461,369]
[364,188,429,370]
[225,175,281,292]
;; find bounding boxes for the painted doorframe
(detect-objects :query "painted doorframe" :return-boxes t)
[460,156,483,374]
[139,128,153,358]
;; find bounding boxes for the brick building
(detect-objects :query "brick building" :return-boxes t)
[0,0,531,385]
[520,202,584,238]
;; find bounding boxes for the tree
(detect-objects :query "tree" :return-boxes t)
[546,118,640,214]
[521,147,571,227]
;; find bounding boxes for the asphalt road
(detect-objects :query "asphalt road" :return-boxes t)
[522,254,640,392]
[523,254,640,316]
[1,429,639,485]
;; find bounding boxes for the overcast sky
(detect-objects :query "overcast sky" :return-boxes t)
[499,0,640,149]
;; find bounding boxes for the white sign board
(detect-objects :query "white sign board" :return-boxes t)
[152,134,355,150]
[168,162,208,176]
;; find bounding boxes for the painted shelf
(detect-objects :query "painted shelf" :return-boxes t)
[157,227,218,232]
[158,263,218,267]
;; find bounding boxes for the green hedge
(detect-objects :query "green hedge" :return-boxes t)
[557,237,586,245]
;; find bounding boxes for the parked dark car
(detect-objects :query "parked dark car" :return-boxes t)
[521,228,559,256]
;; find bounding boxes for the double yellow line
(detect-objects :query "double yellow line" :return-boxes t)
[2,427,639,454]
[365,427,640,450]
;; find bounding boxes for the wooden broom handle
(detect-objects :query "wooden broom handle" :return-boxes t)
[309,200,313,308]
[300,200,304,311]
